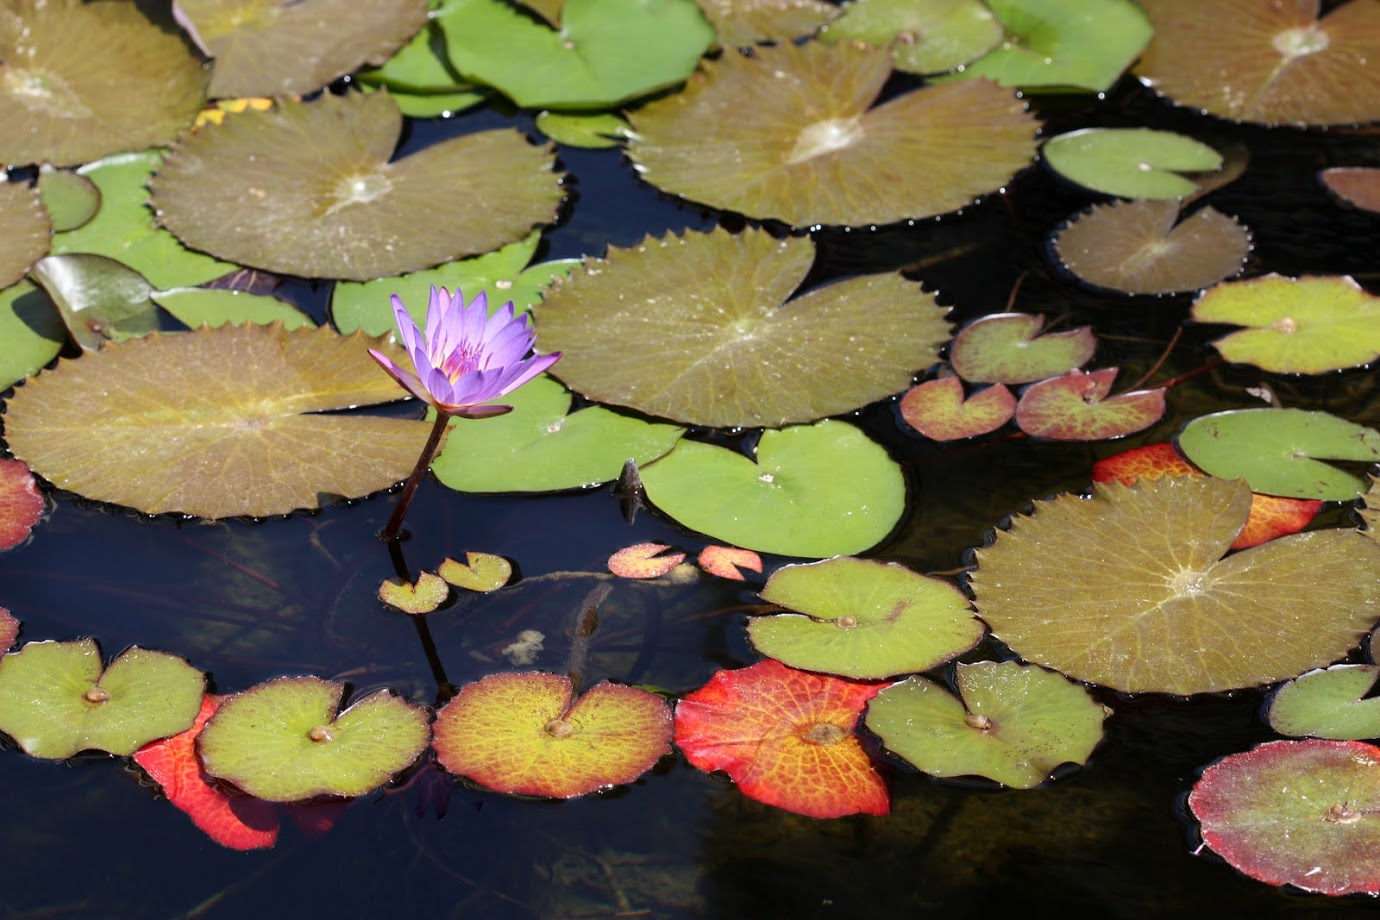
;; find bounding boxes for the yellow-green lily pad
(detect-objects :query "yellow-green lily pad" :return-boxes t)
[1268,665,1380,741]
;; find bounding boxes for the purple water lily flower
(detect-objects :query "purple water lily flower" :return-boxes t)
[368,286,560,419]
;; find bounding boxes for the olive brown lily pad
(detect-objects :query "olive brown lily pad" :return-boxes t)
[1268,665,1380,741]
[970,475,1380,695]
[1015,368,1166,441]
[948,313,1096,385]
[698,0,837,47]
[1321,167,1380,214]
[0,180,51,290]
[151,92,563,281]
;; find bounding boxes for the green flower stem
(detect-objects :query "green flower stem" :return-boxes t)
[379,412,451,542]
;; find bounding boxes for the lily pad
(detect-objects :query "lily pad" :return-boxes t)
[1178,408,1380,501]
[1189,739,1380,895]
[1042,129,1223,200]
[2,324,433,518]
[698,0,837,47]
[199,677,429,802]
[432,671,673,798]
[536,228,952,428]
[429,374,684,493]
[1363,476,1380,543]
[378,572,451,615]
[674,658,889,818]
[697,545,763,581]
[354,17,486,119]
[1015,368,1166,441]
[36,167,99,233]
[153,287,316,331]
[438,552,513,592]
[0,609,17,651]
[899,377,1015,441]
[172,0,429,98]
[151,92,564,281]
[533,111,630,150]
[1054,200,1251,295]
[1268,665,1380,741]
[29,253,160,350]
[819,0,1002,75]
[640,420,905,558]
[865,660,1107,788]
[1135,0,1380,126]
[0,639,204,759]
[1192,275,1380,375]
[949,313,1096,385]
[0,281,65,389]
[1321,167,1380,214]
[750,557,983,679]
[970,475,1380,695]
[0,0,207,166]
[626,41,1040,227]
[0,181,51,290]
[0,458,43,552]
[608,543,687,579]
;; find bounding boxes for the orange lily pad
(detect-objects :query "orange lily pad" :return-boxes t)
[0,608,17,651]
[899,376,1015,441]
[438,552,513,592]
[378,572,450,615]
[1015,368,1166,441]
[697,545,763,581]
[673,658,888,818]
[0,458,44,551]
[608,543,687,579]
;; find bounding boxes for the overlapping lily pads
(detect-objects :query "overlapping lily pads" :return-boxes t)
[820,0,1002,75]
[627,41,1039,227]
[949,313,1095,385]
[536,227,952,428]
[30,253,161,350]
[1015,368,1165,441]
[971,476,1380,695]
[0,282,65,389]
[36,167,99,233]
[1268,665,1380,741]
[0,181,51,289]
[700,0,838,47]
[151,92,564,280]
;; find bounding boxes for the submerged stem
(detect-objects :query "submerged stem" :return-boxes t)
[378,412,451,542]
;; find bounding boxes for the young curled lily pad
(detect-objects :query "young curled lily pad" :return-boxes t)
[1268,665,1380,741]
[949,313,1096,385]
[0,181,52,290]
[1015,368,1165,441]
[1043,128,1223,200]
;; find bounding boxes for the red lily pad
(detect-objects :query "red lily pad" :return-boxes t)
[697,545,763,581]
[1189,739,1380,895]
[899,376,1015,441]
[673,658,888,818]
[948,313,1096,385]
[1321,167,1380,214]
[378,572,450,615]
[438,552,513,593]
[432,671,673,799]
[608,543,687,579]
[0,608,18,651]
[1015,368,1166,441]
[0,458,44,551]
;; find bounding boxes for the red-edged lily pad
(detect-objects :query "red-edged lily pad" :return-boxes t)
[0,458,44,551]
[674,658,888,818]
[0,608,18,651]
[899,376,1015,441]
[948,313,1096,385]
[1015,368,1166,441]
[697,545,763,581]
[609,543,687,579]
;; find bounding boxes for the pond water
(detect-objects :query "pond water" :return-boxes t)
[3,71,1380,918]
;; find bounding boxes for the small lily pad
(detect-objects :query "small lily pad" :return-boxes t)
[198,677,430,802]
[0,281,66,390]
[0,639,204,759]
[865,660,1107,788]
[378,572,451,615]
[1043,128,1223,200]
[608,543,687,580]
[750,557,983,680]
[36,167,99,233]
[29,253,160,351]
[0,181,52,290]
[899,377,1015,441]
[949,313,1096,385]
[820,0,1002,75]
[697,545,763,581]
[0,458,43,552]
[432,671,673,798]
[534,111,630,149]
[1321,167,1380,214]
[1015,368,1166,441]
[438,552,513,592]
[1268,665,1380,741]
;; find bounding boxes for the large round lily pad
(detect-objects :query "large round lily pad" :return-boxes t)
[971,476,1380,695]
[536,227,951,428]
[151,92,563,281]
[2,324,433,518]
[0,639,204,759]
[627,40,1039,227]
[750,557,983,679]
[0,181,51,289]
[1268,665,1380,741]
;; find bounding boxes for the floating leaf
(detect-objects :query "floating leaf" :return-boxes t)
[674,659,888,818]
[378,572,450,615]
[865,661,1107,788]
[898,377,1015,441]
[1135,0,1380,126]
[36,167,99,233]
[819,0,1002,75]
[0,639,204,759]
[199,677,429,802]
[1015,368,1166,441]
[438,552,513,592]
[1321,166,1380,214]
[173,0,429,98]
[0,0,207,166]
[151,92,563,281]
[751,557,982,679]
[641,420,904,558]
[0,181,51,290]
[3,324,432,518]
[29,253,159,350]
[1268,665,1380,741]
[608,543,687,579]
[537,228,952,428]
[1363,476,1380,543]
[1192,275,1380,375]
[1189,739,1380,895]
[432,671,673,798]
[152,288,315,331]
[948,313,1095,385]
[971,476,1380,695]
[534,111,629,149]
[0,282,65,390]
[0,458,43,552]
[1178,408,1380,501]
[0,608,16,651]
[627,41,1039,227]
[354,18,486,119]
[698,0,837,47]
[1053,200,1251,295]
[1042,128,1223,200]
[697,545,763,581]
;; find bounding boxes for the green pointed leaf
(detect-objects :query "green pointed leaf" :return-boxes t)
[948,313,1096,385]
[534,110,629,149]
[0,639,204,759]
[0,181,52,290]
[866,660,1107,788]
[29,253,159,350]
[1043,128,1223,200]
[1268,665,1380,741]
[1015,368,1165,441]
[820,0,1002,75]
[36,166,99,233]
[0,281,65,390]
[750,557,983,679]
[198,676,430,801]
[641,420,904,558]
[152,287,315,331]
[1178,408,1380,501]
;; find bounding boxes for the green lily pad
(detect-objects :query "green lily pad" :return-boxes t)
[432,671,673,798]
[750,557,983,679]
[697,0,837,47]
[898,377,1015,441]
[971,475,1380,695]
[36,167,99,233]
[378,571,451,615]
[2,324,432,518]
[0,639,204,759]
[536,227,952,428]
[534,111,629,149]
[1053,200,1251,295]
[1192,275,1380,375]
[640,420,904,558]
[0,281,65,389]
[948,313,1096,385]
[0,180,51,290]
[1178,408,1380,501]
[628,41,1039,227]
[1015,368,1166,441]
[152,287,316,331]
[198,676,430,802]
[173,0,429,98]
[29,253,160,351]
[355,22,487,119]
[151,92,564,281]
[0,0,207,167]
[1043,129,1223,200]
[430,374,684,493]
[437,0,713,110]
[1268,665,1380,741]
[820,0,1002,75]
[438,552,514,592]
[865,660,1107,788]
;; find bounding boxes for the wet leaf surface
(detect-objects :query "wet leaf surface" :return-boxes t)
[948,313,1096,385]
[29,253,160,350]
[0,181,51,290]
[0,458,43,552]
[1015,368,1166,441]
